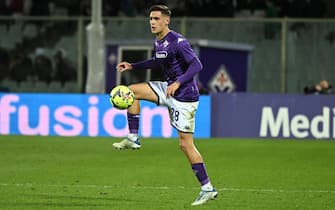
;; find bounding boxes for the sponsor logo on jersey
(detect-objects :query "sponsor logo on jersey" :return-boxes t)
[163,40,169,48]
[156,51,168,58]
[177,38,184,43]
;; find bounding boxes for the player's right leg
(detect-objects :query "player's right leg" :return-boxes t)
[112,82,158,150]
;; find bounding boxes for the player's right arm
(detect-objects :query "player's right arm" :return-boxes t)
[131,58,159,70]
[116,58,158,72]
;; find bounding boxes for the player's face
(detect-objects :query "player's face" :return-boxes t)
[149,11,170,38]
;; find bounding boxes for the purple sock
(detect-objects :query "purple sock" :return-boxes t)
[127,112,140,134]
[192,163,210,186]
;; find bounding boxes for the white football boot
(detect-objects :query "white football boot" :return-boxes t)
[112,138,141,150]
[191,189,218,206]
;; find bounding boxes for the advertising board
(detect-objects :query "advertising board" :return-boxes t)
[0,94,210,138]
[211,93,335,139]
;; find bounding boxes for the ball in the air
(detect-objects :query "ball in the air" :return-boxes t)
[109,85,134,110]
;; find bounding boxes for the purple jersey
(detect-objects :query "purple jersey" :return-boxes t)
[132,30,202,102]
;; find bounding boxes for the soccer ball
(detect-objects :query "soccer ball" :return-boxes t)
[109,85,134,110]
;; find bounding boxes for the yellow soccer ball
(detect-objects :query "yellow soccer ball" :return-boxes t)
[109,85,134,110]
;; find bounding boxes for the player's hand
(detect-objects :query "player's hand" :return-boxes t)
[116,62,133,72]
[166,81,181,98]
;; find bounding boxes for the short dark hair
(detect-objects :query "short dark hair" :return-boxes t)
[148,5,171,16]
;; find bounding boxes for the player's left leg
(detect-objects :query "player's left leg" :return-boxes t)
[168,98,217,205]
[178,132,218,206]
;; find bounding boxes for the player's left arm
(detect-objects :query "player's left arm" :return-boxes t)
[176,39,203,85]
[167,39,203,97]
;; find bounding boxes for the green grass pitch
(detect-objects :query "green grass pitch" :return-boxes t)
[0,136,334,210]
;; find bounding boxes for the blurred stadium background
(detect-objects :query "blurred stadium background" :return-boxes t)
[0,0,334,93]
[0,0,335,209]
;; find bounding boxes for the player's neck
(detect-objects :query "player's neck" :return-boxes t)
[156,28,170,41]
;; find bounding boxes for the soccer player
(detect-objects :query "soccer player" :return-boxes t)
[112,5,218,206]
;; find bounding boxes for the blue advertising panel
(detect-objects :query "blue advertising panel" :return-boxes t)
[211,93,335,139]
[197,41,253,93]
[0,93,210,138]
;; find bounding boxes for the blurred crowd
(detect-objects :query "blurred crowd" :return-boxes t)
[304,80,333,95]
[0,0,333,93]
[0,47,76,85]
[0,0,331,18]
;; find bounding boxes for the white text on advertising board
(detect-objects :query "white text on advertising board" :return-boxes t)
[260,107,334,139]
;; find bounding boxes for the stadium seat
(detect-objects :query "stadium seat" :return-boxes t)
[63,81,78,93]
[55,36,77,64]
[33,81,49,93]
[6,23,23,48]
[18,80,35,92]
[0,25,7,45]
[23,23,38,38]
[1,79,19,92]
[48,81,63,92]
